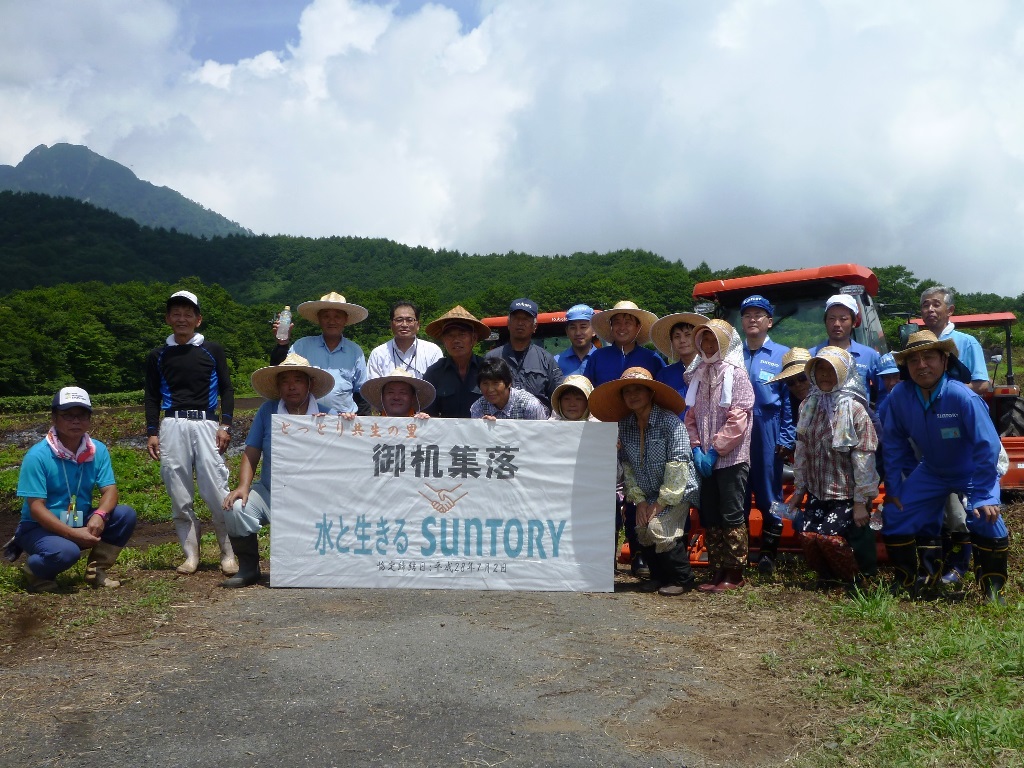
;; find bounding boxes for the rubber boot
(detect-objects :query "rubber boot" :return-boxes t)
[220,535,261,588]
[915,536,944,598]
[757,516,784,576]
[22,562,59,593]
[708,567,746,593]
[708,527,748,592]
[883,535,917,597]
[940,532,972,586]
[699,528,726,592]
[174,518,200,574]
[972,535,1009,606]
[212,514,238,576]
[86,542,124,588]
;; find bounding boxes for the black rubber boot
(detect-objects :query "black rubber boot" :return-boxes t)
[883,535,917,597]
[972,535,1009,606]
[940,531,972,586]
[914,536,944,598]
[220,534,261,588]
[757,517,784,576]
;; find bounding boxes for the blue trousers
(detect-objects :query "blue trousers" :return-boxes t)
[884,465,1007,539]
[746,412,784,524]
[16,505,137,580]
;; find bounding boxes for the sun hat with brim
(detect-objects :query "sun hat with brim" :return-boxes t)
[693,320,732,357]
[550,374,594,416]
[360,368,436,414]
[251,353,335,400]
[424,305,491,342]
[771,347,813,383]
[297,292,369,325]
[591,301,659,345]
[892,330,958,366]
[589,367,685,422]
[805,346,852,386]
[650,312,711,359]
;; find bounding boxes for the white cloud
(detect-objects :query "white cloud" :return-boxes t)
[1,0,1023,295]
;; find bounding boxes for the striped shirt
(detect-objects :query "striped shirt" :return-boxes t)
[470,387,548,420]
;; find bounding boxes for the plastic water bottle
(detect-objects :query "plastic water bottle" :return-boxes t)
[769,501,795,521]
[869,505,884,531]
[276,306,292,342]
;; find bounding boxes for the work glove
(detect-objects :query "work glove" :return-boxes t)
[692,447,718,478]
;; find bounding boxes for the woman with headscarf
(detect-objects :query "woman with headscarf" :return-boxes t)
[684,319,755,592]
[790,346,879,587]
[548,375,599,421]
[591,368,699,596]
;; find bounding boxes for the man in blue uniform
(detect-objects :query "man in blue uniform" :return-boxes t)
[556,304,598,376]
[809,294,882,401]
[882,330,1010,604]
[583,301,664,386]
[740,294,795,575]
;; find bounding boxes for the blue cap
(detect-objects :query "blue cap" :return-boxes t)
[740,294,774,316]
[565,304,594,322]
[878,353,899,376]
[509,298,538,317]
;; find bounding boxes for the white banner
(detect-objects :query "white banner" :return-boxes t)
[269,415,617,591]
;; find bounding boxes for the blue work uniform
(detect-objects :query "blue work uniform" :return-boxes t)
[743,336,795,519]
[656,361,689,416]
[556,345,596,377]
[882,375,1006,539]
[583,344,665,387]
[809,339,882,402]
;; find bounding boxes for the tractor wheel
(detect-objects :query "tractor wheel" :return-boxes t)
[999,397,1024,437]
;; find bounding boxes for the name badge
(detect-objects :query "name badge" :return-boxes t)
[940,427,961,440]
[61,495,85,528]
[758,370,775,382]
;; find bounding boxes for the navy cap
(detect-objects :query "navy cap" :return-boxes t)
[509,298,538,317]
[740,294,774,316]
[565,304,594,322]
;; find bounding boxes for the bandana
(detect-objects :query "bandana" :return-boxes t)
[685,324,745,408]
[46,427,96,464]
[799,347,868,452]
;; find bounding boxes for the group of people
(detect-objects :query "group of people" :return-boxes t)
[9,285,1011,605]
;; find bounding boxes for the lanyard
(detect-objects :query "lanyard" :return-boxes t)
[60,458,86,527]
[391,339,418,374]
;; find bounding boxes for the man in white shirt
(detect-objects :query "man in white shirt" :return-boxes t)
[366,301,443,380]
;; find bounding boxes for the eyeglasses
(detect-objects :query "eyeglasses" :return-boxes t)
[57,411,91,422]
[786,374,808,386]
[392,317,417,325]
[743,313,770,322]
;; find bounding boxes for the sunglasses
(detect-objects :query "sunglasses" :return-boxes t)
[786,374,809,386]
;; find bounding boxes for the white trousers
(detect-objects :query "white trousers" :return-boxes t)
[159,418,231,556]
[224,480,271,537]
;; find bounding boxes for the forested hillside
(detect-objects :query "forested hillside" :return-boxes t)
[1,191,1020,398]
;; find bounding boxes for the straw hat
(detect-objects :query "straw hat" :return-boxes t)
[360,368,436,414]
[805,346,852,386]
[550,374,594,416]
[650,312,711,359]
[771,347,813,383]
[297,292,369,325]
[693,319,733,356]
[591,301,658,345]
[589,367,685,422]
[250,353,335,400]
[893,329,958,365]
[424,305,491,342]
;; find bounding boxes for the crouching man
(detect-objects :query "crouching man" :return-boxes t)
[883,331,1011,604]
[15,387,136,592]
[220,354,334,587]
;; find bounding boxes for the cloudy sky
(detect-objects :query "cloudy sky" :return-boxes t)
[2,0,1022,295]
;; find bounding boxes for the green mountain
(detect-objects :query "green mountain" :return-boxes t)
[0,143,250,238]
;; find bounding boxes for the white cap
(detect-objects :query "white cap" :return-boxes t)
[168,290,200,311]
[825,294,859,317]
[52,386,92,412]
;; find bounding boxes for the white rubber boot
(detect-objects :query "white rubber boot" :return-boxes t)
[86,541,124,588]
[174,519,201,574]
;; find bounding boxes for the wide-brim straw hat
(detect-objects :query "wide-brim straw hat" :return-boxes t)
[693,319,733,356]
[589,367,685,422]
[771,347,813,383]
[251,353,335,401]
[591,301,659,345]
[650,312,711,359]
[424,305,491,342]
[892,330,958,365]
[805,346,852,386]
[550,374,594,416]
[360,368,436,413]
[297,292,369,325]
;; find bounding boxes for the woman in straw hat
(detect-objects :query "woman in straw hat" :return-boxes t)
[583,301,665,387]
[591,367,699,595]
[422,306,492,418]
[270,291,369,416]
[220,353,334,588]
[683,319,755,592]
[770,347,813,416]
[789,347,879,588]
[651,311,710,403]
[360,368,435,418]
[548,374,599,421]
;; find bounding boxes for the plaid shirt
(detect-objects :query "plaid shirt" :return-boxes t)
[794,398,879,502]
[618,404,696,505]
[470,387,548,420]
